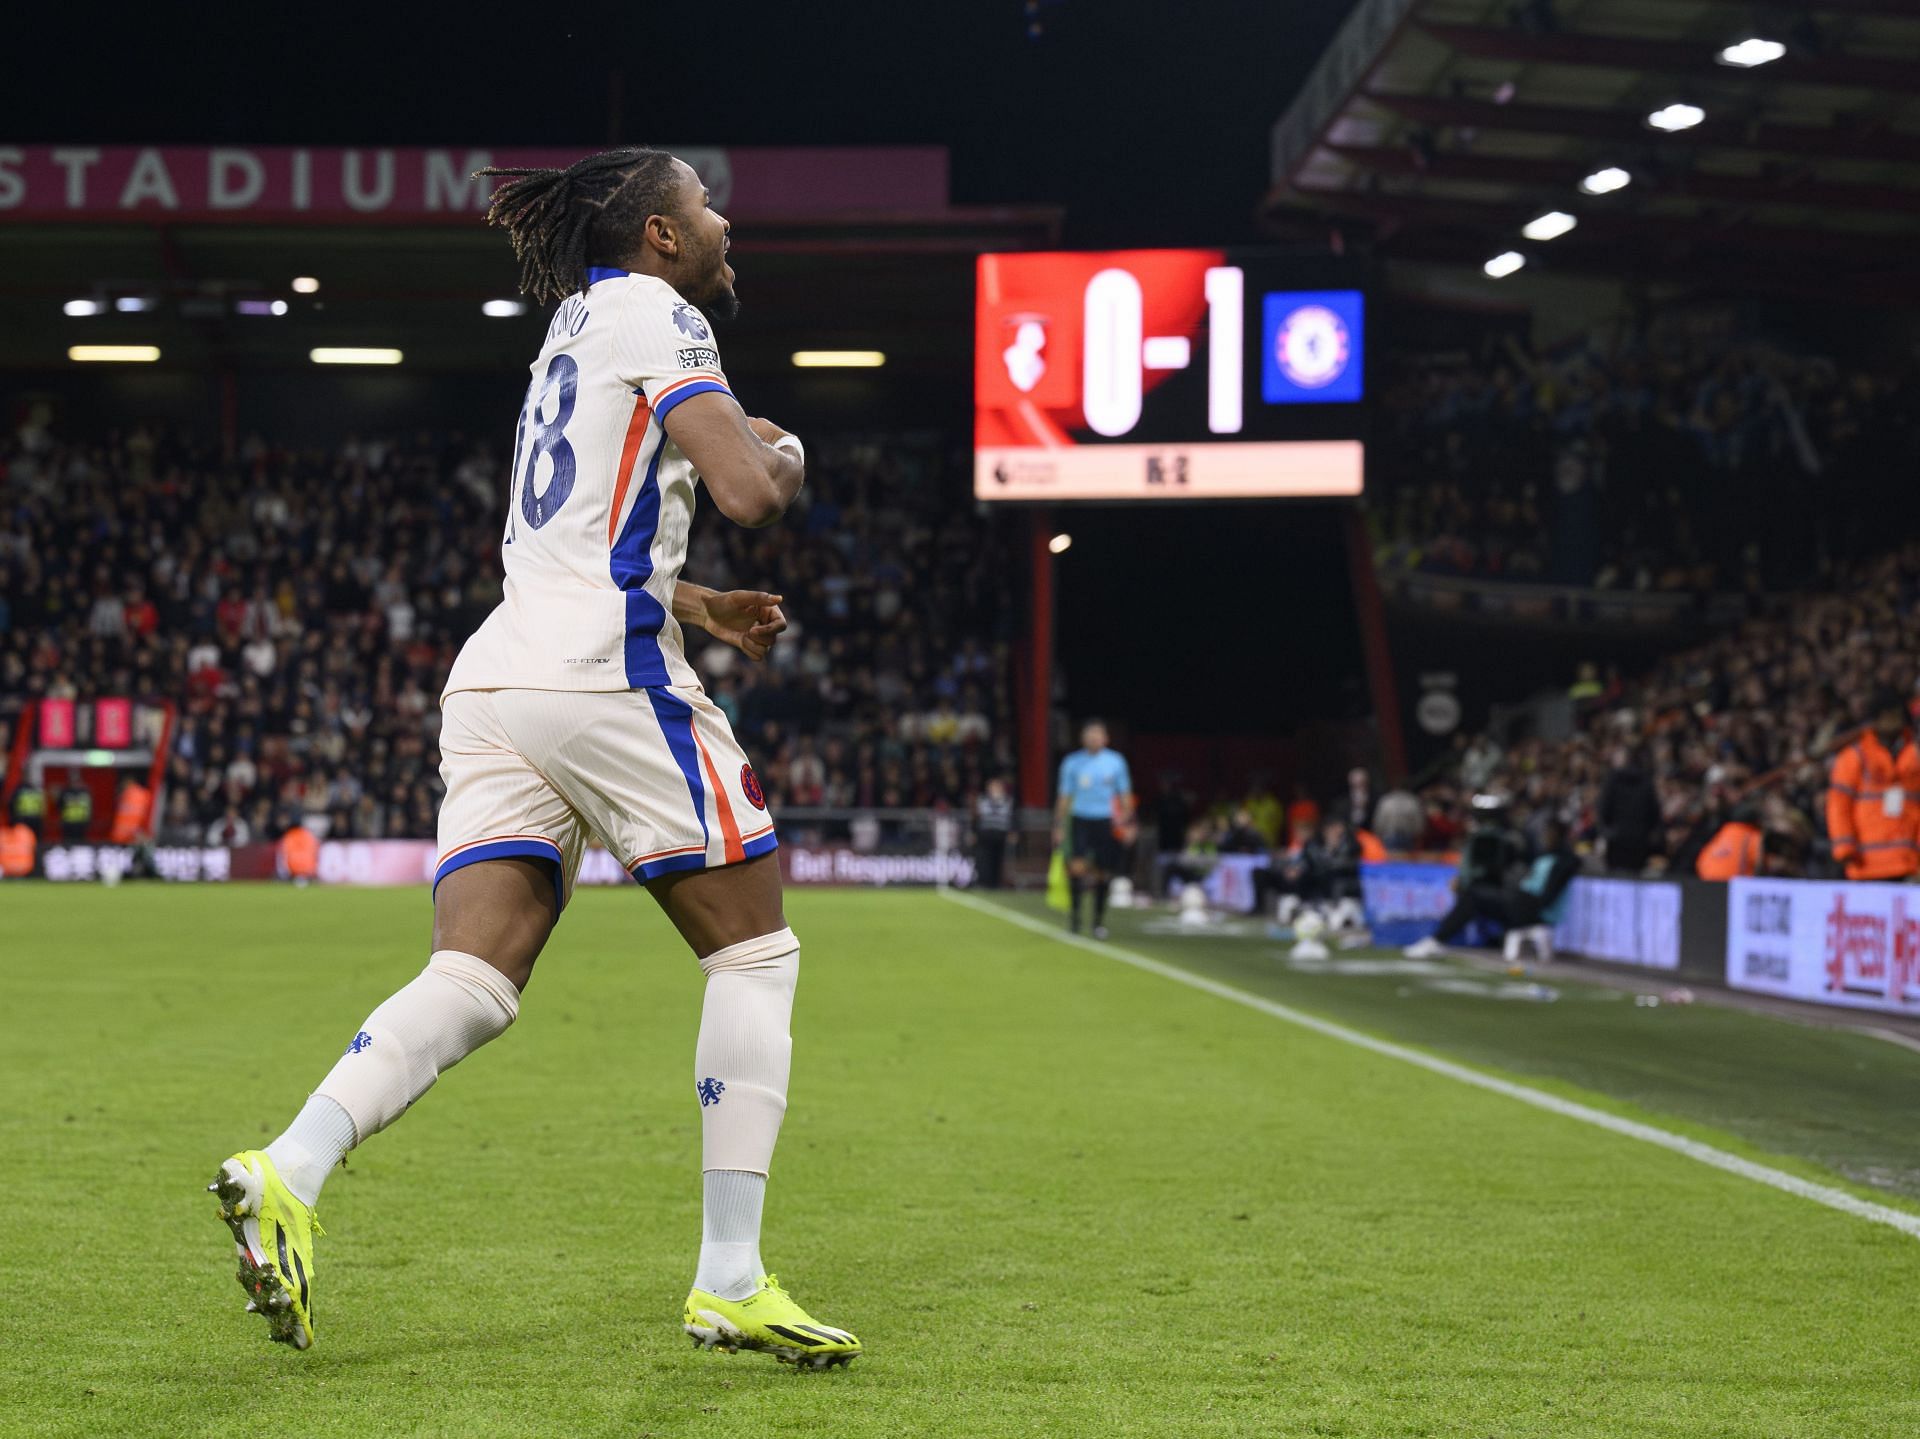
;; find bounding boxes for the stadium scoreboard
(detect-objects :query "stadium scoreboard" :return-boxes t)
[974,249,1366,502]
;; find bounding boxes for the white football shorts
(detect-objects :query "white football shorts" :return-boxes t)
[434,685,776,907]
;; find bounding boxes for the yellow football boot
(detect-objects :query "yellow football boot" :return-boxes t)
[208,1150,321,1350]
[683,1274,861,1369]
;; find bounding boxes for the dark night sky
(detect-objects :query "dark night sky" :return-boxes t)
[21,0,1355,245]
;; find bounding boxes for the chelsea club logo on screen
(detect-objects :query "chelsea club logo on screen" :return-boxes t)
[672,303,710,340]
[1274,304,1351,389]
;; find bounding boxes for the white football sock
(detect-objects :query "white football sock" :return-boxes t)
[308,949,519,1158]
[264,1093,358,1207]
[693,1169,767,1300]
[690,927,798,1299]
[693,928,798,1175]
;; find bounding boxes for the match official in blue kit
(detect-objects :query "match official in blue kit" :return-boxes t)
[1053,719,1134,938]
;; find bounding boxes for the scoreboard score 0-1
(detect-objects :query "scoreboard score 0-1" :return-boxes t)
[974,249,1366,502]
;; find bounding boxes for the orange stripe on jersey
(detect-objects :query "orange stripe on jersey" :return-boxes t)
[608,393,654,549]
[692,730,746,865]
[654,371,728,404]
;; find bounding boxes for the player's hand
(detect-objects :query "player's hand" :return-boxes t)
[700,589,788,662]
[746,417,794,447]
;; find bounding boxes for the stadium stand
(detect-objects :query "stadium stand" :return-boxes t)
[0,416,1014,844]
[1368,321,1914,591]
[1400,539,1920,881]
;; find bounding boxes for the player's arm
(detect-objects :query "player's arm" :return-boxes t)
[671,582,788,662]
[662,394,804,529]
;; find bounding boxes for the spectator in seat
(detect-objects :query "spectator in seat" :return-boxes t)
[1242,780,1283,847]
[1162,818,1220,896]
[158,790,199,846]
[1827,687,1920,881]
[1219,807,1267,855]
[1371,789,1425,855]
[205,804,251,847]
[1254,816,1363,915]
[1407,819,1579,958]
[1598,744,1661,873]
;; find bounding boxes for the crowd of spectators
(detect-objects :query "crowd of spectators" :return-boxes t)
[0,411,1015,846]
[1142,536,1920,894]
[1396,542,1920,880]
[1369,320,1915,593]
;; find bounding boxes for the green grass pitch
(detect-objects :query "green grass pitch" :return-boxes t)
[4,883,1920,1437]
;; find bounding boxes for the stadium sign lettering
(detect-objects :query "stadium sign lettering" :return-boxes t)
[1727,877,1920,1016]
[784,847,975,888]
[0,146,948,223]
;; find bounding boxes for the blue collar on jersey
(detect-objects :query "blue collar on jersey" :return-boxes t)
[585,265,631,285]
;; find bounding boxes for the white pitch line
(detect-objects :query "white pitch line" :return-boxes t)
[939,889,1920,1241]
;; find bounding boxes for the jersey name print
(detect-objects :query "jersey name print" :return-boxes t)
[445,268,732,697]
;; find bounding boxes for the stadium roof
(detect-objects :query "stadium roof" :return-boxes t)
[1264,0,1920,302]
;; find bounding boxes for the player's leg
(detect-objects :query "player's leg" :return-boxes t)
[1088,827,1118,938]
[1065,818,1092,932]
[649,851,857,1366]
[253,859,553,1188]
[209,690,579,1349]
[269,687,578,1202]
[495,683,856,1365]
[647,850,791,1298]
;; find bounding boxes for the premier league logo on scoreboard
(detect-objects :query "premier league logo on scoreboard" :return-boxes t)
[1262,289,1365,405]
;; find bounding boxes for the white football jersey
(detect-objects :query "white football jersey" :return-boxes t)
[445,267,734,697]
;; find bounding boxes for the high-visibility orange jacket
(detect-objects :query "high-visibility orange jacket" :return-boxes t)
[1828,731,1920,880]
[1355,827,1388,862]
[1696,821,1762,881]
[281,825,320,880]
[109,782,152,846]
[0,823,37,878]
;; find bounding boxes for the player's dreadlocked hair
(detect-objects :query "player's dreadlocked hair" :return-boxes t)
[475,148,683,304]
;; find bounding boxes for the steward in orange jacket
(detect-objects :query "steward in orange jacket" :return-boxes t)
[109,779,152,846]
[281,824,320,882]
[1827,690,1920,881]
[1696,820,1762,881]
[0,822,36,878]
